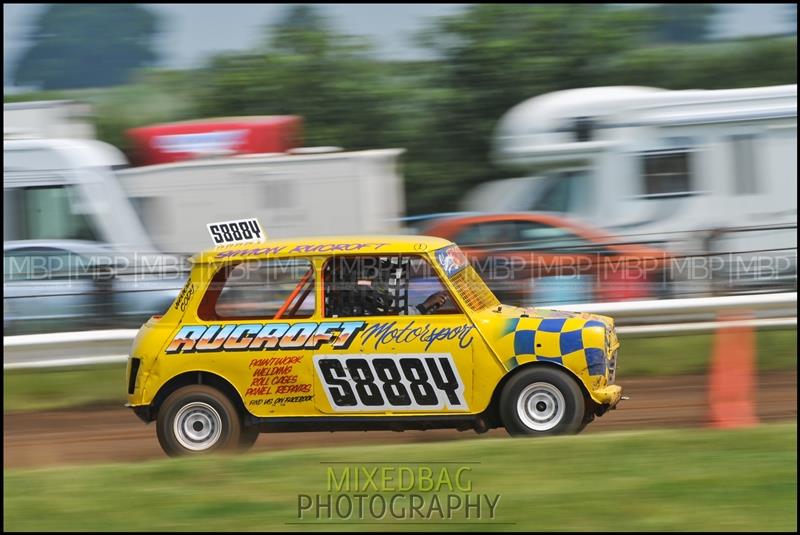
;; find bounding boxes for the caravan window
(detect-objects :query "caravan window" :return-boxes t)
[640,150,693,198]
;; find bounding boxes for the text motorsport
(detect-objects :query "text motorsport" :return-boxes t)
[296,464,502,522]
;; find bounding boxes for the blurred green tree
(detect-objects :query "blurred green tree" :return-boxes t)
[411,4,655,211]
[606,36,797,90]
[269,4,329,54]
[193,5,399,150]
[13,4,160,90]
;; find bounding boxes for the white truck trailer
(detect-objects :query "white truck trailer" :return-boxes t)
[115,147,406,253]
[4,134,406,255]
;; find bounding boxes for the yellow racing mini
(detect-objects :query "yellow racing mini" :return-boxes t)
[126,224,623,456]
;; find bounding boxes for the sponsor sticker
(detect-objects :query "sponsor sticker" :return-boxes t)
[154,130,247,154]
[435,245,469,278]
[314,353,468,412]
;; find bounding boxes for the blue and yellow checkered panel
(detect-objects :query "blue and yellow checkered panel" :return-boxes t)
[504,317,607,376]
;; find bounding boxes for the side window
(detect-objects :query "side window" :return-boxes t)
[515,222,610,254]
[640,149,693,198]
[530,170,584,212]
[455,221,517,248]
[3,247,88,281]
[202,258,315,320]
[453,225,482,246]
[408,257,460,315]
[3,249,40,281]
[323,255,460,317]
[9,186,98,241]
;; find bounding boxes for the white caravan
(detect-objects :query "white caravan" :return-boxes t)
[468,84,797,290]
[471,85,797,251]
[115,148,406,253]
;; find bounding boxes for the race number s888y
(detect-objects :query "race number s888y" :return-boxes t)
[207,218,266,245]
[313,354,468,412]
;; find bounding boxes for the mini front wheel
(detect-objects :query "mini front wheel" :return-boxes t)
[156,385,243,457]
[500,367,585,436]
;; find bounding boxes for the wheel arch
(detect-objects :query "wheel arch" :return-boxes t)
[142,370,249,423]
[481,360,594,428]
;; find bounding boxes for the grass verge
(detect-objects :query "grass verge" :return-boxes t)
[620,328,797,377]
[3,363,124,412]
[3,424,796,531]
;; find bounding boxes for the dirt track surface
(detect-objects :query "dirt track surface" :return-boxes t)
[4,372,796,470]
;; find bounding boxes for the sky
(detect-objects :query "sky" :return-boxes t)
[3,3,796,87]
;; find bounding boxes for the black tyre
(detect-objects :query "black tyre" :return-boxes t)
[500,367,585,436]
[156,385,243,457]
[576,414,595,434]
[238,425,260,451]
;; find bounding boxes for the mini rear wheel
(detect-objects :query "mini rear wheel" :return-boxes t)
[500,367,585,436]
[157,385,242,457]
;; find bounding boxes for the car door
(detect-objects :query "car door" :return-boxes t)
[312,254,480,416]
[174,257,320,418]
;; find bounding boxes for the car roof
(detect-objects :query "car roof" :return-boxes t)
[424,211,607,237]
[191,235,455,264]
[3,240,114,255]
[423,212,670,255]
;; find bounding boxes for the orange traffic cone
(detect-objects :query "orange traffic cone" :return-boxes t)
[707,311,759,428]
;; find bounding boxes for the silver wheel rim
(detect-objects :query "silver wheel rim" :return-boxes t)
[174,402,223,451]
[516,382,566,431]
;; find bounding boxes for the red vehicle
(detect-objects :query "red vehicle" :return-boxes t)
[127,116,302,166]
[423,212,671,304]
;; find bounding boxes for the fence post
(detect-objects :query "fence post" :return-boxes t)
[707,311,759,428]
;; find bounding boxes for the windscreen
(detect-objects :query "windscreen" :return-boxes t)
[434,245,500,311]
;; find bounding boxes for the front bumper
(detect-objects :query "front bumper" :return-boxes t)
[592,384,623,409]
[125,402,154,423]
